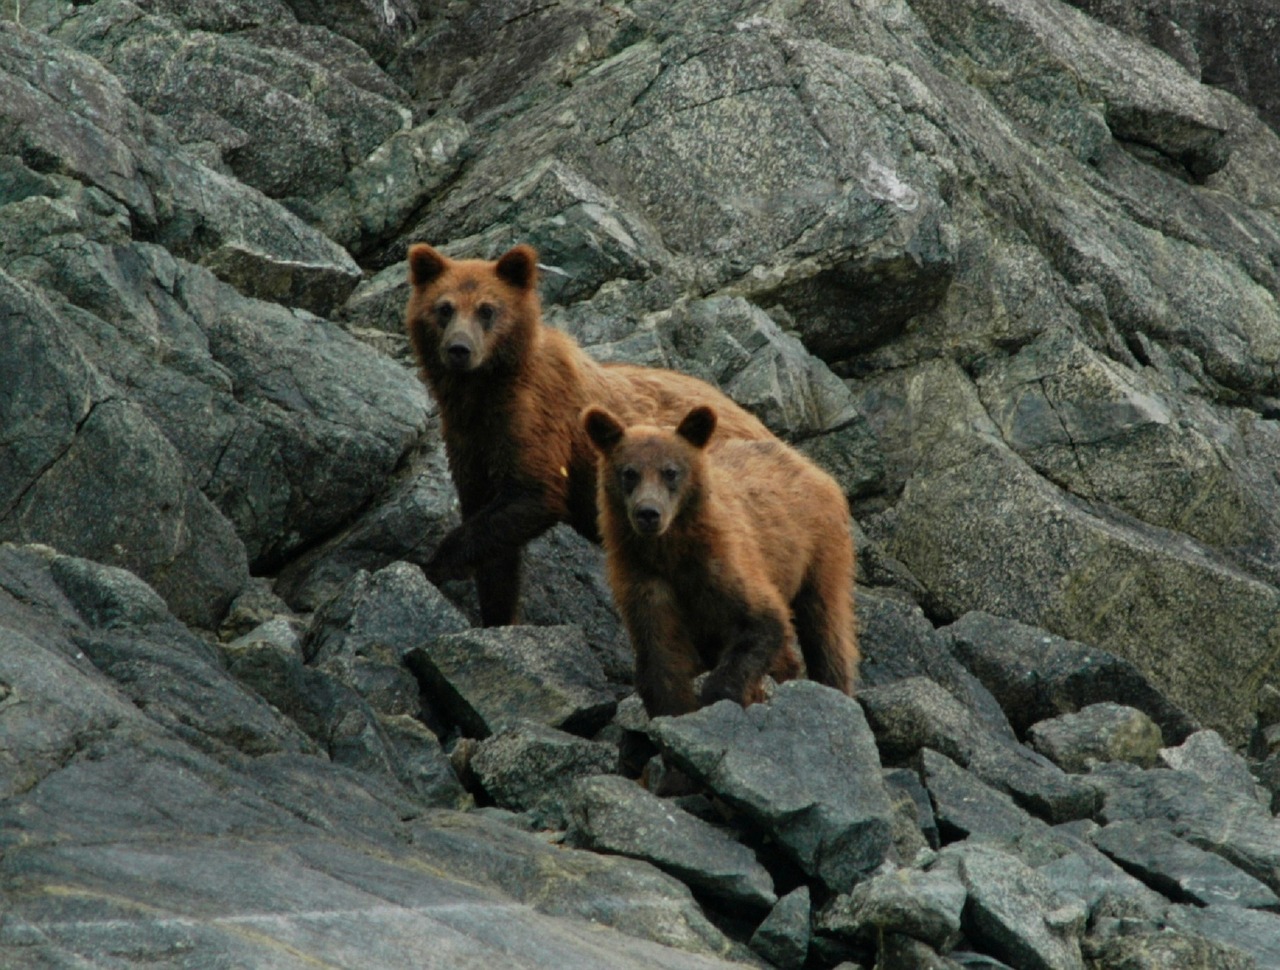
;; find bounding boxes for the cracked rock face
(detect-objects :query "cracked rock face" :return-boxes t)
[7,0,1280,966]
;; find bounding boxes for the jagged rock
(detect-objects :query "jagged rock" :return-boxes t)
[652,296,864,439]
[817,865,967,952]
[311,116,469,255]
[944,842,1088,970]
[648,681,896,894]
[1027,703,1164,772]
[217,577,295,641]
[1158,729,1267,806]
[1093,762,1280,895]
[377,713,469,809]
[472,723,617,826]
[859,593,1018,745]
[863,358,1280,745]
[943,612,1197,744]
[304,561,467,665]
[1091,819,1280,911]
[405,625,616,740]
[1083,927,1256,970]
[273,440,457,612]
[0,269,249,628]
[1064,0,1280,134]
[749,886,811,970]
[861,677,1098,823]
[566,773,776,910]
[1172,905,1280,969]
[918,749,1045,843]
[884,767,940,851]
[54,2,408,203]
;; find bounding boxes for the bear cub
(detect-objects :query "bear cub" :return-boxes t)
[584,404,858,717]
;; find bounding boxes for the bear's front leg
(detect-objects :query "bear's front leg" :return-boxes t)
[424,479,558,586]
[700,610,790,708]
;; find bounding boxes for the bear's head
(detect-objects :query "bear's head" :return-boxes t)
[405,243,540,376]
[583,404,717,538]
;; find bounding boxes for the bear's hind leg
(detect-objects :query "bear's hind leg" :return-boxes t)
[476,550,523,626]
[792,566,858,695]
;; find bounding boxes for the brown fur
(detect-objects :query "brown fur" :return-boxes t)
[584,405,858,717]
[405,243,773,626]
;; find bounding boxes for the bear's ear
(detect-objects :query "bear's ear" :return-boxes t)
[408,244,448,287]
[676,406,717,449]
[496,244,539,291]
[583,407,625,455]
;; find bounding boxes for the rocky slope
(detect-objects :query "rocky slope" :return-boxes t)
[4,1,1280,967]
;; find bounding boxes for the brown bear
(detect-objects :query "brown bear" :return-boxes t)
[583,403,858,717]
[405,242,773,626]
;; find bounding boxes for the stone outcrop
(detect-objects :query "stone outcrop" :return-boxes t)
[5,0,1280,966]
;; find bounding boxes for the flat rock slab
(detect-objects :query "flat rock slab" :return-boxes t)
[406,625,616,739]
[1091,820,1280,911]
[566,773,776,911]
[648,680,895,894]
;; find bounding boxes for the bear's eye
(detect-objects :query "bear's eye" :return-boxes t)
[661,465,681,487]
[619,467,640,491]
[435,300,455,324]
[477,303,498,329]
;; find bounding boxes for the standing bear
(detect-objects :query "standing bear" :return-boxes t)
[583,403,858,717]
[405,243,773,626]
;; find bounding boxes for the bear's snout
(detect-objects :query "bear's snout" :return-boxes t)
[442,337,476,370]
[631,504,663,534]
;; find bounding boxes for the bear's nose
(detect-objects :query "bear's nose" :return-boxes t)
[445,342,472,367]
[633,505,661,533]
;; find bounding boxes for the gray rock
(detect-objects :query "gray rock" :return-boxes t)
[304,561,468,666]
[864,355,1280,745]
[945,842,1088,970]
[918,749,1046,843]
[654,296,864,439]
[1172,904,1280,970]
[943,611,1197,744]
[1159,730,1267,806]
[859,593,1019,745]
[1028,703,1164,772]
[1091,819,1280,910]
[884,766,940,851]
[405,625,617,740]
[376,713,469,809]
[407,810,742,961]
[0,269,249,628]
[750,886,811,970]
[1083,926,1257,970]
[55,2,408,202]
[566,773,776,910]
[1064,0,1280,134]
[861,677,1098,823]
[1094,762,1280,897]
[649,680,896,894]
[817,865,967,951]
[311,116,469,255]
[473,723,617,826]
[1251,682,1280,760]
[272,439,457,611]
